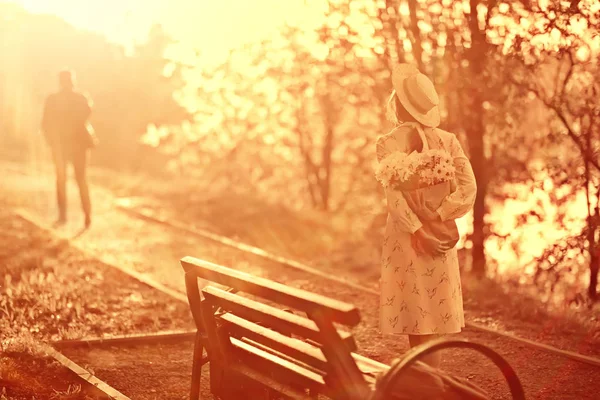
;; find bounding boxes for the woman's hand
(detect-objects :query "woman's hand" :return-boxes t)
[411,228,445,256]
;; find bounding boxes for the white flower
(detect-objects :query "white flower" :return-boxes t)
[375,151,410,187]
[417,149,455,184]
[376,148,455,188]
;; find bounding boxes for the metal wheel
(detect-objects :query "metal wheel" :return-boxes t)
[370,338,525,400]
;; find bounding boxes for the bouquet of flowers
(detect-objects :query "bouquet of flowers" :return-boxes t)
[376,149,455,189]
[376,149,459,255]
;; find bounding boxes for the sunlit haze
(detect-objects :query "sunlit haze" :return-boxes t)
[1,1,600,398]
[4,0,328,64]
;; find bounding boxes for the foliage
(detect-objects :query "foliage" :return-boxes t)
[144,3,390,213]
[369,0,600,298]
[497,0,600,299]
[139,0,600,299]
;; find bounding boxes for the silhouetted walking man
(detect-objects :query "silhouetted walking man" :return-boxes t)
[42,70,95,228]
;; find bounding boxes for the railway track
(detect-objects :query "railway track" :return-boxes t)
[111,202,600,368]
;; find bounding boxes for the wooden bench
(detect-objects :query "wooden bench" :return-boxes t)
[181,256,524,400]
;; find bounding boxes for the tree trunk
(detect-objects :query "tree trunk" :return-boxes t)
[586,213,597,301]
[590,255,599,301]
[320,124,334,211]
[585,129,597,301]
[470,152,487,277]
[468,108,487,276]
[377,0,404,66]
[466,0,487,277]
[407,0,424,72]
[587,216,598,300]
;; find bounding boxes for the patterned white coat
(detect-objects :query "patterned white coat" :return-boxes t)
[377,124,477,335]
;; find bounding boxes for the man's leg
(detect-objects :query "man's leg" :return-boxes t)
[73,149,91,227]
[51,146,67,223]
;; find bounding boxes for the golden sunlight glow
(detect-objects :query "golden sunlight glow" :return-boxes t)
[6,0,154,44]
[6,0,328,65]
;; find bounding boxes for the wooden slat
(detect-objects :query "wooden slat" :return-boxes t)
[221,314,389,392]
[352,354,389,388]
[228,362,316,400]
[182,256,360,326]
[236,334,389,387]
[220,313,328,372]
[239,338,325,376]
[203,286,357,351]
[353,353,389,375]
[230,337,327,392]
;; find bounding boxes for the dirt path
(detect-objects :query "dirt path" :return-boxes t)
[1,160,599,399]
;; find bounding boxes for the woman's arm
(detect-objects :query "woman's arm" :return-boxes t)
[376,135,423,234]
[435,135,477,221]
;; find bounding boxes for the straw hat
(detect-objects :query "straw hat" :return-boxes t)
[391,64,440,128]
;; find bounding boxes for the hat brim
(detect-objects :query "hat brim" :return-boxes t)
[392,64,440,128]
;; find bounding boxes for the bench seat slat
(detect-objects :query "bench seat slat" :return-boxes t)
[182,256,360,326]
[228,363,317,400]
[239,337,325,377]
[222,313,388,385]
[220,312,329,372]
[203,286,357,351]
[353,353,389,373]
[230,337,328,393]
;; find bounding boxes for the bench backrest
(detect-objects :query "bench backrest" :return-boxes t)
[181,256,371,399]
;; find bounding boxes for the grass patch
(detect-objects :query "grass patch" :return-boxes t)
[1,352,101,400]
[0,209,193,396]
[462,274,600,355]
[0,333,101,399]
[0,210,192,343]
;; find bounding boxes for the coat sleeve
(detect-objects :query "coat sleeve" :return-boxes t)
[376,135,423,234]
[41,95,53,144]
[41,96,51,132]
[79,93,92,121]
[435,135,477,221]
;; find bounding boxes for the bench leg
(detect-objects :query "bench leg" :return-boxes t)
[190,331,205,400]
